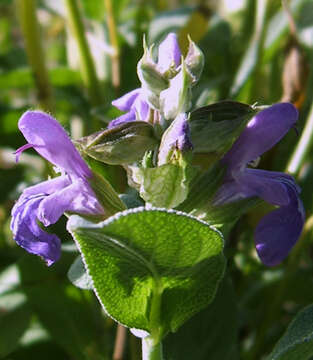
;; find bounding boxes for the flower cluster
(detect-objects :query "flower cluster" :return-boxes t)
[10,33,305,268]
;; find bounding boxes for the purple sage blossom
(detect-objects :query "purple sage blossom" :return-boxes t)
[214,103,305,266]
[11,111,104,266]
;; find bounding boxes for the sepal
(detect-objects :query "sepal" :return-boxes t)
[137,40,168,97]
[76,121,158,165]
[189,101,257,154]
[185,36,204,84]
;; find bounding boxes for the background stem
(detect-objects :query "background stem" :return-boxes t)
[286,102,313,175]
[65,0,102,106]
[16,0,54,111]
[104,0,120,90]
[113,325,127,360]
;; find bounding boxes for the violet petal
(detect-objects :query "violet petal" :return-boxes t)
[38,178,103,226]
[238,168,291,206]
[18,111,91,179]
[157,33,181,73]
[112,88,141,111]
[11,195,61,266]
[108,109,137,128]
[255,185,305,266]
[223,103,298,169]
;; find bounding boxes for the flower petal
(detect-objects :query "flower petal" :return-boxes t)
[255,185,305,266]
[108,109,137,128]
[134,95,150,121]
[213,180,246,205]
[21,176,70,199]
[223,103,298,169]
[18,111,91,179]
[38,178,103,226]
[11,195,61,266]
[158,113,193,165]
[157,33,181,73]
[238,168,291,206]
[112,88,141,111]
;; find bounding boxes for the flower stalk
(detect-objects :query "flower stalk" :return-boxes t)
[16,0,53,111]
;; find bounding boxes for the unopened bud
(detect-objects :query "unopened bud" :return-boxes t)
[137,40,168,96]
[159,60,193,120]
[185,36,204,84]
[158,113,193,166]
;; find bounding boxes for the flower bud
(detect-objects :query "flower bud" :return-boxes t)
[185,36,204,84]
[137,40,168,96]
[76,121,158,165]
[159,60,193,120]
[158,113,193,166]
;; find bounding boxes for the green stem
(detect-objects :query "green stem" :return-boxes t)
[104,0,120,90]
[65,0,102,106]
[286,102,313,175]
[16,0,53,111]
[141,278,163,360]
[142,337,163,360]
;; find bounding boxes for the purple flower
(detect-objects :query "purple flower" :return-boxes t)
[214,103,305,266]
[11,111,104,266]
[158,113,193,165]
[108,88,150,128]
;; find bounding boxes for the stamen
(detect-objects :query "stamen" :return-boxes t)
[14,143,35,163]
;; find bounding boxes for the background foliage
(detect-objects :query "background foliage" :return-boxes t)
[1,0,313,359]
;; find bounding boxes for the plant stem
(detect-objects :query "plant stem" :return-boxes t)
[65,0,102,106]
[104,0,120,90]
[141,278,163,360]
[286,101,313,175]
[16,0,53,111]
[142,337,163,360]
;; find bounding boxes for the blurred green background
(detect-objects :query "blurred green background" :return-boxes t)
[1,0,313,359]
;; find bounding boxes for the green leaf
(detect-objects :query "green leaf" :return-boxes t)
[190,101,256,154]
[164,277,239,360]
[67,256,93,290]
[67,208,225,337]
[268,304,313,360]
